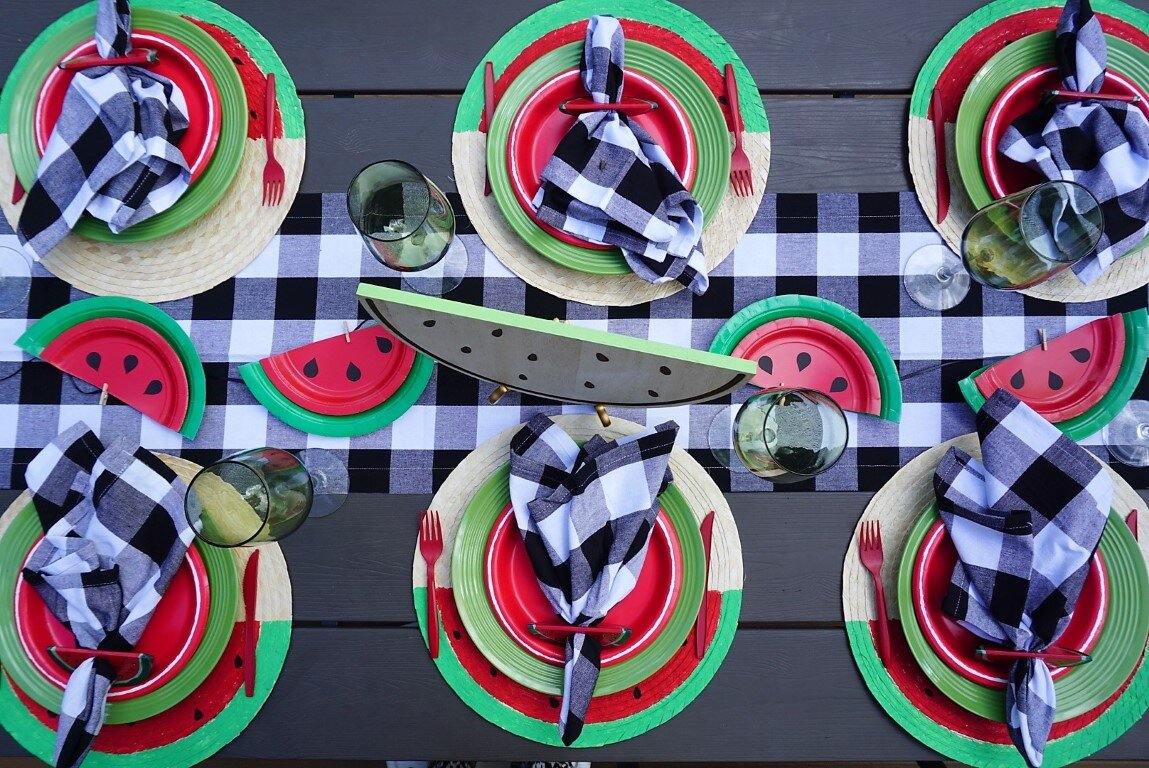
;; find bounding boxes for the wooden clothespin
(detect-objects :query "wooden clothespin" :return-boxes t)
[1039,328,1048,351]
[342,321,352,343]
[98,383,109,406]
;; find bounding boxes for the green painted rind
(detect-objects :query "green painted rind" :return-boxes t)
[708,294,903,422]
[239,350,434,437]
[908,0,1149,119]
[958,310,1149,440]
[15,297,207,439]
[0,500,239,724]
[416,585,741,747]
[357,283,756,406]
[0,621,291,768]
[453,0,768,135]
[452,466,704,696]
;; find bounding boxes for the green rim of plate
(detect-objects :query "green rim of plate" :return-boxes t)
[4,6,246,243]
[15,297,207,439]
[452,465,705,696]
[238,351,435,438]
[0,500,240,724]
[957,310,1149,440]
[487,40,729,275]
[708,294,903,422]
[897,503,1149,722]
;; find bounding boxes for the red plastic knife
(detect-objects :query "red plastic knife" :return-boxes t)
[930,88,950,223]
[58,49,158,71]
[1128,510,1139,540]
[12,177,24,205]
[243,549,261,697]
[482,61,495,196]
[693,511,716,659]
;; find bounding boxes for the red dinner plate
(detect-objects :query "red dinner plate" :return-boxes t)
[913,519,1108,688]
[35,30,222,183]
[484,503,682,666]
[507,68,697,250]
[982,65,1149,199]
[15,540,210,700]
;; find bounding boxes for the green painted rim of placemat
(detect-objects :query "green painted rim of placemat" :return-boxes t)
[0,620,290,768]
[909,0,1149,120]
[0,501,239,725]
[454,0,767,135]
[452,465,705,696]
[3,6,246,243]
[955,32,1149,213]
[896,503,1149,722]
[487,40,729,275]
[417,585,740,747]
[239,351,435,438]
[708,294,902,422]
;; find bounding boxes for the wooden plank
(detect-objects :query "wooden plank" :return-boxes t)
[1,627,1145,761]
[3,0,1149,93]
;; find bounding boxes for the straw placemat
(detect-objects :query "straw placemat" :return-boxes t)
[0,0,305,304]
[842,434,1149,767]
[0,453,293,768]
[452,0,769,306]
[411,413,743,746]
[907,0,1149,303]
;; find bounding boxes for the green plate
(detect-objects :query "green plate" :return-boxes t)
[452,465,705,696]
[487,40,729,275]
[0,500,239,724]
[5,7,246,242]
[239,351,435,438]
[708,294,903,422]
[897,503,1149,722]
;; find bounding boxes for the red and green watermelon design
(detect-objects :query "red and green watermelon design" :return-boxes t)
[959,310,1149,440]
[16,297,206,439]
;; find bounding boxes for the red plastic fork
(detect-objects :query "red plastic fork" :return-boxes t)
[723,64,753,196]
[419,510,444,659]
[858,519,892,666]
[261,73,285,206]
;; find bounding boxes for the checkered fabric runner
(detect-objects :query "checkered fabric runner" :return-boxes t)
[2,191,1148,493]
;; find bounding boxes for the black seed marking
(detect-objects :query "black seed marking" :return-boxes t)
[830,377,848,393]
[489,665,498,677]
[492,328,503,337]
[144,380,163,395]
[194,709,203,721]
[47,711,57,719]
[584,381,595,389]
[648,390,659,398]
[924,688,934,698]
[453,630,461,639]
[549,697,560,709]
[248,109,257,119]
[234,655,243,668]
[423,320,436,327]
[303,358,319,378]
[123,354,138,373]
[460,346,471,354]
[796,352,812,371]
[596,352,609,362]
[633,686,642,699]
[1010,370,1025,389]
[518,374,528,381]
[346,362,362,382]
[1070,348,1091,363]
[86,352,101,371]
[232,56,244,66]
[659,365,671,375]
[376,336,393,354]
[758,355,773,374]
[1049,371,1064,391]
[528,353,538,361]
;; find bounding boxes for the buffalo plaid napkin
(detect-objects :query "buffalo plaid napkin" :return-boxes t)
[509,415,678,744]
[17,0,190,260]
[22,422,192,768]
[933,390,1111,767]
[998,0,1149,284]
[532,15,709,295]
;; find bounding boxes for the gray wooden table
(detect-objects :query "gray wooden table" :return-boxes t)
[2,1,1149,763]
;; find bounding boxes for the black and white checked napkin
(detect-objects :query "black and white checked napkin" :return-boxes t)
[22,422,192,768]
[532,15,709,295]
[999,0,1149,284]
[17,0,190,260]
[509,415,678,744]
[933,390,1111,767]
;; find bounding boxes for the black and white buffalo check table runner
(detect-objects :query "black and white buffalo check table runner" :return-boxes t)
[1,192,1147,493]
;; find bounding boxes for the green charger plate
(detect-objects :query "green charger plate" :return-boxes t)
[897,503,1149,722]
[487,41,729,275]
[452,465,705,696]
[5,7,246,242]
[0,500,240,724]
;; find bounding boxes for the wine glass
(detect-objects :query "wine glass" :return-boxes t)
[903,244,971,311]
[184,447,348,547]
[346,160,466,295]
[1103,400,1149,467]
[0,246,32,313]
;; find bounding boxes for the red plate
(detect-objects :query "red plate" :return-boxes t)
[484,504,682,666]
[15,540,210,700]
[507,68,697,250]
[913,519,1108,688]
[35,30,222,183]
[983,65,1149,199]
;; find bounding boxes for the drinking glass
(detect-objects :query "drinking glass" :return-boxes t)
[346,160,466,294]
[184,448,348,547]
[1103,400,1149,467]
[961,180,1103,291]
[903,244,972,311]
[0,246,32,313]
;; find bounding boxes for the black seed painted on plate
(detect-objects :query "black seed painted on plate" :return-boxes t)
[633,686,642,699]
[144,380,163,395]
[528,353,538,361]
[86,352,101,371]
[596,352,609,362]
[648,390,659,398]
[518,374,528,381]
[232,56,244,66]
[1071,348,1091,363]
[47,711,57,719]
[249,109,258,119]
[796,352,812,371]
[492,328,503,337]
[1049,371,1064,391]
[123,354,138,373]
[1010,370,1025,389]
[830,377,848,393]
[235,655,244,668]
[423,320,436,327]
[346,362,362,382]
[758,355,773,374]
[584,381,595,389]
[376,336,393,354]
[461,346,471,354]
[303,358,319,378]
[489,665,498,677]
[194,709,203,721]
[453,630,461,640]
[924,688,934,697]
[549,697,560,708]
[659,366,671,375]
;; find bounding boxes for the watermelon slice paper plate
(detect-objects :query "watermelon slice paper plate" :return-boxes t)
[16,297,205,439]
[239,324,434,437]
[710,295,902,422]
[959,311,1149,440]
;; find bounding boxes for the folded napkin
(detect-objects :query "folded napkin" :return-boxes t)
[23,422,192,768]
[933,390,1111,767]
[532,15,709,295]
[17,0,191,260]
[509,415,678,744]
[998,0,1149,284]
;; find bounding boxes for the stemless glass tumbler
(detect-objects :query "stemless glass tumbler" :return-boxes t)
[732,389,849,482]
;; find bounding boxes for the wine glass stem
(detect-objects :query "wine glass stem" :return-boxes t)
[935,267,953,284]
